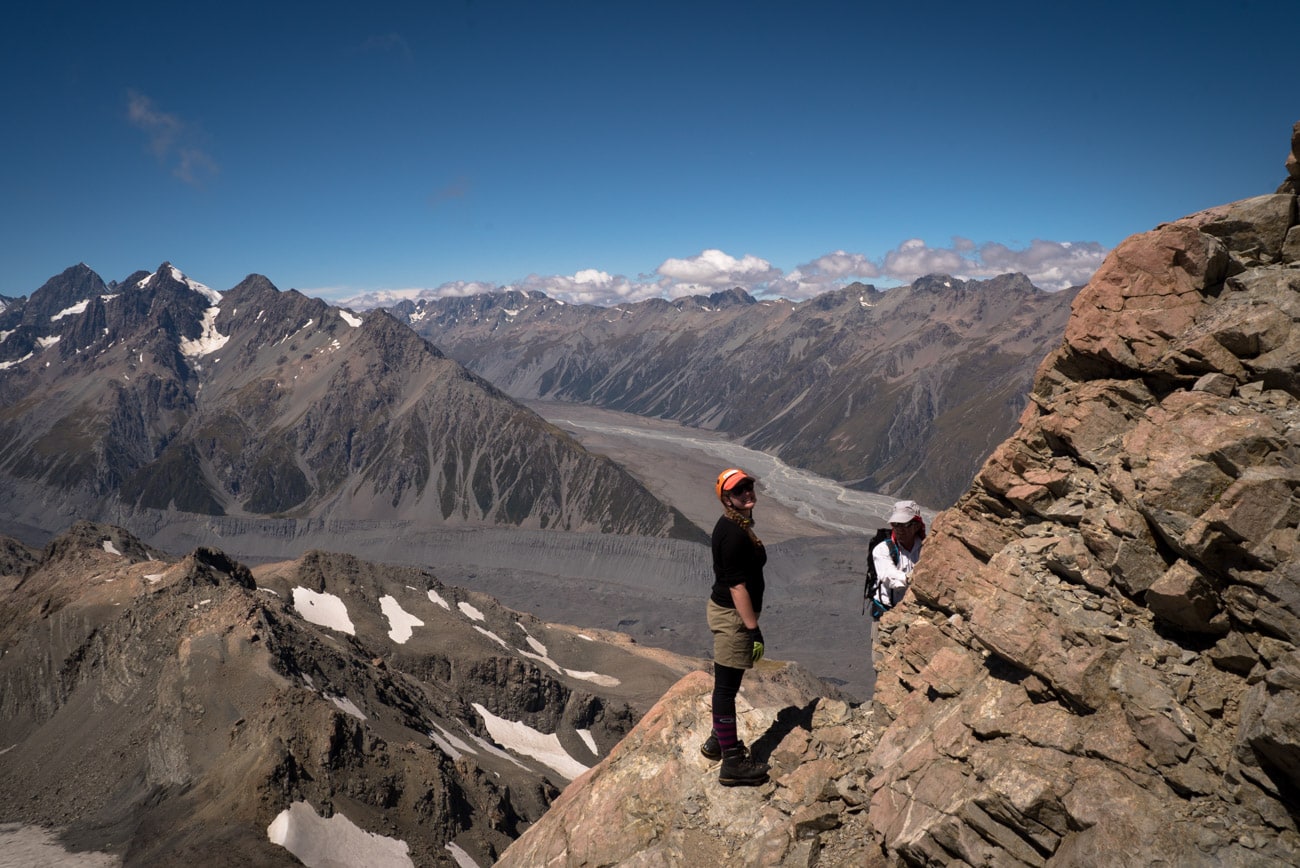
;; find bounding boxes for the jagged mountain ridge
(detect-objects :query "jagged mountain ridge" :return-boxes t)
[0,263,698,543]
[492,124,1300,865]
[0,521,697,866]
[384,273,1078,509]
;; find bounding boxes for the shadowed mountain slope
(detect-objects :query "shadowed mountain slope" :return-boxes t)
[0,264,699,545]
[0,522,699,866]
[386,274,1078,509]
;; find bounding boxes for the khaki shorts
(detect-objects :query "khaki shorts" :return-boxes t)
[707,599,753,670]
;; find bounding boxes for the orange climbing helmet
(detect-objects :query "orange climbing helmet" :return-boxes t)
[715,468,756,501]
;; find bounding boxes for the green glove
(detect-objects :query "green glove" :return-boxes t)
[747,626,765,663]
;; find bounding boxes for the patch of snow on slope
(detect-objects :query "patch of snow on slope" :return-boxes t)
[516,623,620,686]
[169,265,222,304]
[268,801,413,868]
[327,694,366,720]
[466,732,528,769]
[471,703,590,780]
[429,722,476,762]
[51,299,89,320]
[379,595,424,643]
[292,587,356,635]
[0,825,119,867]
[180,306,229,358]
[446,841,481,868]
[473,626,508,648]
[0,353,33,369]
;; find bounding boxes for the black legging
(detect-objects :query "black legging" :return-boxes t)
[712,662,745,718]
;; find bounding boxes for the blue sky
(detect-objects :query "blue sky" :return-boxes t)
[2,0,1295,306]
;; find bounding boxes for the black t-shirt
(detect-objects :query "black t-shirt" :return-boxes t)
[710,515,766,612]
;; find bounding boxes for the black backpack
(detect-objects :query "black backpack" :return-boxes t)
[862,527,899,620]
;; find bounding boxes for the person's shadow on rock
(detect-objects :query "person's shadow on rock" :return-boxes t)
[750,699,818,763]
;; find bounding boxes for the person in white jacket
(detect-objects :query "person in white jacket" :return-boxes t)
[872,500,925,611]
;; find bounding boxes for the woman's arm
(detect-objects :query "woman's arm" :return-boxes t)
[729,584,760,629]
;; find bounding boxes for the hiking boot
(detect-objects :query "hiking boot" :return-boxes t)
[700,735,747,762]
[718,746,769,787]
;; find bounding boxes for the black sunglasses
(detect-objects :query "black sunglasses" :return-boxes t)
[729,481,755,494]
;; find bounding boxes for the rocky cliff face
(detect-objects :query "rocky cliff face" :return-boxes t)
[497,123,1300,866]
[390,274,1077,509]
[0,264,699,545]
[0,522,698,866]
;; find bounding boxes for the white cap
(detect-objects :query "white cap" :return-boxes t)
[888,500,922,525]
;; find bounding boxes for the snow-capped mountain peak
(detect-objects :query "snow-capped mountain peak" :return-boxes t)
[140,263,222,306]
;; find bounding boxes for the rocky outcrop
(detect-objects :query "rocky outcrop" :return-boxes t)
[865,126,1300,864]
[496,123,1300,866]
[1280,120,1300,195]
[0,534,38,581]
[496,668,877,868]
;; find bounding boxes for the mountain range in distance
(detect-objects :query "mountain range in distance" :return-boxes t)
[0,263,699,548]
[377,272,1080,511]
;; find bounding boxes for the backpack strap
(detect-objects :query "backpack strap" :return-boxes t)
[862,528,894,615]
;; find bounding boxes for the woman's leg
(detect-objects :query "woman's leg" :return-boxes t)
[712,663,745,750]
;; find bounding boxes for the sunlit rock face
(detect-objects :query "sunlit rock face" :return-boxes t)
[867,125,1300,865]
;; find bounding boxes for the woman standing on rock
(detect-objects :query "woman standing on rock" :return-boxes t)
[702,468,771,787]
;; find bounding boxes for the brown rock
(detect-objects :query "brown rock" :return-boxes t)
[1063,221,1227,371]
[777,758,842,807]
[1184,194,1297,261]
[1239,652,1300,792]
[1282,120,1300,192]
[1145,559,1227,634]
[494,665,862,868]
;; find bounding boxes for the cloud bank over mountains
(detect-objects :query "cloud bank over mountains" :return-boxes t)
[334,236,1107,309]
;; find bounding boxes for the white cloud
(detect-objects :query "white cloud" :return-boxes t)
[355,33,414,64]
[656,249,780,288]
[875,237,1106,291]
[969,239,1108,290]
[514,271,662,306]
[773,250,881,300]
[126,91,218,186]
[333,281,503,309]
[323,236,1106,311]
[881,238,967,283]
